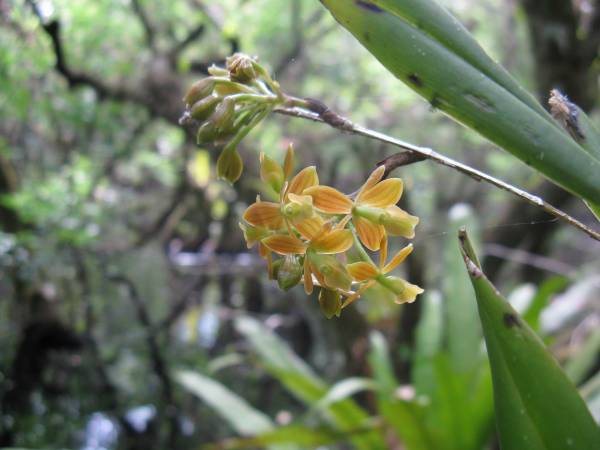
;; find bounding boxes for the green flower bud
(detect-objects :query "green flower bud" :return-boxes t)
[277,255,304,291]
[271,258,283,281]
[184,78,215,106]
[260,152,284,193]
[196,121,217,145]
[318,289,342,319]
[216,148,244,184]
[226,53,258,83]
[212,97,236,133]
[190,95,220,121]
[214,81,254,97]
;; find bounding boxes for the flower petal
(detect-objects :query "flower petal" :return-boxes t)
[284,143,295,179]
[262,235,307,255]
[303,257,313,294]
[243,202,283,229]
[382,244,414,274]
[358,178,403,208]
[347,261,379,282]
[287,166,319,195]
[379,235,388,269]
[239,222,270,248]
[357,165,385,199]
[304,186,352,214]
[380,276,424,304]
[381,206,419,238]
[287,193,313,206]
[294,215,325,241]
[310,229,353,254]
[318,289,342,319]
[260,152,284,192]
[354,216,385,251]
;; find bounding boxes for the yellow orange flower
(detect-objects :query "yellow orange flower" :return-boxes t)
[239,147,423,318]
[243,144,319,234]
[304,166,418,251]
[346,236,424,305]
[260,216,353,294]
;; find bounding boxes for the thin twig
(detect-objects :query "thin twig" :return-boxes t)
[274,104,600,242]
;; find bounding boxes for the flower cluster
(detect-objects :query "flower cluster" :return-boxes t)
[240,144,423,318]
[180,54,285,184]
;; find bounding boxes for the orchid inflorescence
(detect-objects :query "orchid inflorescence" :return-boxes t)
[181,53,424,318]
[180,53,292,184]
[240,144,424,318]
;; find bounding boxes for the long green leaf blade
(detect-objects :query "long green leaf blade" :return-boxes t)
[458,230,600,450]
[235,316,386,450]
[368,332,434,450]
[175,370,275,435]
[320,0,600,203]
[367,0,555,125]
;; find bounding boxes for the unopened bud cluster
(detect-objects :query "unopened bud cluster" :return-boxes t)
[180,54,285,183]
[240,144,423,318]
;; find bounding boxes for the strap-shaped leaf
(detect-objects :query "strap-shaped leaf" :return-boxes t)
[320,1,600,204]
[235,316,387,450]
[458,229,600,450]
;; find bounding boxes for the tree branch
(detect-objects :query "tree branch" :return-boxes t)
[108,274,178,447]
[131,0,156,50]
[274,104,600,242]
[27,0,141,103]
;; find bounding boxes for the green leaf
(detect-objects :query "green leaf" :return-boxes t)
[585,201,600,223]
[443,204,483,375]
[234,316,387,450]
[366,0,551,121]
[175,370,276,436]
[201,424,349,450]
[412,290,443,397]
[580,372,600,424]
[313,377,377,412]
[522,276,569,332]
[565,328,600,385]
[368,331,434,450]
[320,0,600,204]
[458,229,600,450]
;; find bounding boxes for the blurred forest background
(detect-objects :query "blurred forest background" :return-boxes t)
[0,0,599,449]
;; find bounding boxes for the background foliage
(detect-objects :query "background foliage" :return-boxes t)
[0,0,599,449]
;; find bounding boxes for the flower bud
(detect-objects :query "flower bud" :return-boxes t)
[216,148,244,184]
[190,95,220,121]
[212,97,236,133]
[214,82,253,97]
[196,121,218,145]
[318,289,342,319]
[226,53,257,83]
[277,255,303,291]
[183,78,215,106]
[260,152,284,193]
[270,258,283,281]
